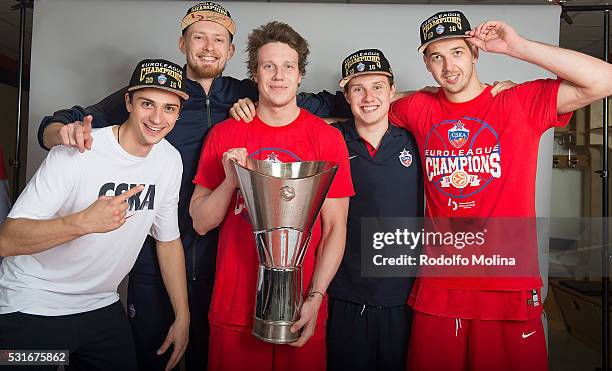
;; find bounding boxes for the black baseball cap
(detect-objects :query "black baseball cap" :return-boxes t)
[339,48,393,88]
[127,59,189,100]
[418,11,472,53]
[181,2,236,36]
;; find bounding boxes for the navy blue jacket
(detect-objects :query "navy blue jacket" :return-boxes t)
[38,74,351,281]
[328,120,424,306]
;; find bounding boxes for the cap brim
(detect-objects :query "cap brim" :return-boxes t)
[181,11,236,36]
[339,71,393,88]
[128,85,189,101]
[418,34,471,53]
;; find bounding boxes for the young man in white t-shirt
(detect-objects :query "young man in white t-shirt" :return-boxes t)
[0,59,189,371]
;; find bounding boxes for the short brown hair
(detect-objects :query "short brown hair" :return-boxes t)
[246,21,309,80]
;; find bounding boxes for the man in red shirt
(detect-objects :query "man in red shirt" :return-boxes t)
[389,11,612,370]
[189,21,353,371]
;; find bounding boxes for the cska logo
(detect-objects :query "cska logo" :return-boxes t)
[448,121,469,148]
[98,182,155,211]
[398,149,413,168]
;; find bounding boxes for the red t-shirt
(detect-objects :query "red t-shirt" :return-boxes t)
[390,79,571,318]
[193,108,354,328]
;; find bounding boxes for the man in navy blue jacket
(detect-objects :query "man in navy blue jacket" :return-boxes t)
[37,3,349,371]
[326,49,423,371]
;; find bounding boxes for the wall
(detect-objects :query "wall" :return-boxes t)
[27,2,562,222]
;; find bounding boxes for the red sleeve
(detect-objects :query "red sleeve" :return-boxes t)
[324,128,354,198]
[512,78,572,134]
[389,94,420,131]
[192,126,225,190]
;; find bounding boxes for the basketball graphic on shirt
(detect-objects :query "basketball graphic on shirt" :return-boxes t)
[450,169,469,189]
[424,117,501,202]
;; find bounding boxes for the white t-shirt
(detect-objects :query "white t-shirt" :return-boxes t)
[0,127,182,315]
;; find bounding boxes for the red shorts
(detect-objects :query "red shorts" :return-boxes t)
[407,311,548,371]
[409,279,543,320]
[208,322,326,371]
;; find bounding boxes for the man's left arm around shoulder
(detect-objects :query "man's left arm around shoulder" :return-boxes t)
[289,196,349,348]
[155,238,189,371]
[467,21,612,114]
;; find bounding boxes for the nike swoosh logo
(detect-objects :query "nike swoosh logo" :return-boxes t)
[349,155,358,160]
[522,331,536,339]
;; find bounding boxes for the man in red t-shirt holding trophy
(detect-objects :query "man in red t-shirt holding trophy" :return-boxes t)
[189,21,354,371]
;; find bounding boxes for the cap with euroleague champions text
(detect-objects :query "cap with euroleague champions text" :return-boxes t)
[181,2,236,36]
[418,11,472,53]
[127,59,189,100]
[339,48,393,88]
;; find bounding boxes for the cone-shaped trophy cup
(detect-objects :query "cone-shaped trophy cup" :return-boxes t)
[233,158,338,344]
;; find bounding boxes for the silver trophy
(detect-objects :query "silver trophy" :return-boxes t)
[233,158,338,344]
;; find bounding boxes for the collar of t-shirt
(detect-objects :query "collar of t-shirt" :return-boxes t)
[438,84,494,110]
[251,109,306,133]
[359,137,378,158]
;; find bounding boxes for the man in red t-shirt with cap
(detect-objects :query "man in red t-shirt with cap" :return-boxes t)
[389,10,612,371]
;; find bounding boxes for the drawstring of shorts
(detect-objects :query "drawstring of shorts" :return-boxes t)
[455,318,462,337]
[359,304,382,315]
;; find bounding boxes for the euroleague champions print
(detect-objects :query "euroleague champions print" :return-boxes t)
[424,117,501,211]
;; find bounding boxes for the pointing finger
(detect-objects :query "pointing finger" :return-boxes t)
[82,116,94,150]
[115,185,145,203]
[82,115,93,129]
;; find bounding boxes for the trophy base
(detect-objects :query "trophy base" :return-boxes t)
[252,317,298,344]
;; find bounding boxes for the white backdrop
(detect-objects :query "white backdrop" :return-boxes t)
[28,0,562,220]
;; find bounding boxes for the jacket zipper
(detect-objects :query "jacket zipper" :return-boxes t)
[191,77,216,281]
[205,77,215,129]
[206,96,212,129]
